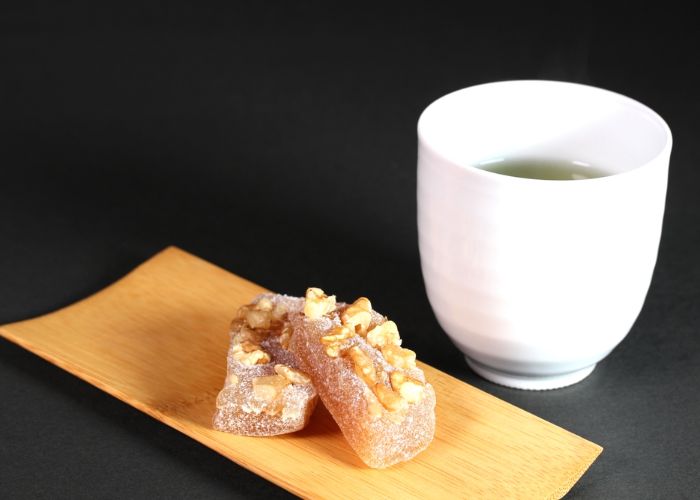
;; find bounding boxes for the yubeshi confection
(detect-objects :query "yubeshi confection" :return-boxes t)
[213,294,318,436]
[213,288,436,468]
[290,288,436,468]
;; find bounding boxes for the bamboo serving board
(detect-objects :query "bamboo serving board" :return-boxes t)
[0,247,601,499]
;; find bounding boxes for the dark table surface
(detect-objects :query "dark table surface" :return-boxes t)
[1,3,698,499]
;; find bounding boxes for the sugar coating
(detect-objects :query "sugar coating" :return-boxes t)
[212,294,318,436]
[290,306,436,468]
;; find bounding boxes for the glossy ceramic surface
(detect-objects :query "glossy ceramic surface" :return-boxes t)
[417,81,672,389]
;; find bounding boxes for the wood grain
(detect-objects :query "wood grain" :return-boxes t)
[0,247,602,499]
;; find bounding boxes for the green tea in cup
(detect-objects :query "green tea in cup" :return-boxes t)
[479,158,609,180]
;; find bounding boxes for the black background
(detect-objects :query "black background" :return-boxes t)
[1,2,698,498]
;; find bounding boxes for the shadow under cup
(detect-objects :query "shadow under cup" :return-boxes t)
[417,81,672,390]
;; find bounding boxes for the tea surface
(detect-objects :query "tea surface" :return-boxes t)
[479,159,610,180]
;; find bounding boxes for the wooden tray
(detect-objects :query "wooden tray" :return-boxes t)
[0,247,601,499]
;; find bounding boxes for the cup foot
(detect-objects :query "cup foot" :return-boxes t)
[465,357,596,390]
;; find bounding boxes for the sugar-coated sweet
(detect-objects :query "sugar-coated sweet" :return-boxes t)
[213,294,318,436]
[290,288,436,468]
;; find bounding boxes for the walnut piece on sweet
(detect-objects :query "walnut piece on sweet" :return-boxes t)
[346,346,377,386]
[232,340,271,365]
[366,320,401,348]
[320,325,353,344]
[279,323,293,349]
[252,374,289,403]
[340,297,373,335]
[256,297,274,311]
[232,324,267,345]
[390,371,425,403]
[275,364,311,385]
[303,287,336,319]
[245,308,271,329]
[381,344,417,370]
[320,325,353,357]
[373,383,408,412]
[271,302,288,321]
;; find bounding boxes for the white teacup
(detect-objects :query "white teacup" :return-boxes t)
[417,81,672,389]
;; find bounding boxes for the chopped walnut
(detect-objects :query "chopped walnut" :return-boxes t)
[232,340,261,353]
[245,308,272,329]
[275,364,311,384]
[232,341,271,365]
[255,297,274,312]
[233,349,271,365]
[214,293,318,437]
[324,343,342,357]
[236,305,250,320]
[279,323,293,349]
[346,346,377,386]
[366,321,401,348]
[352,297,372,311]
[390,372,425,403]
[320,325,354,344]
[252,374,289,403]
[303,287,336,319]
[341,297,373,335]
[381,345,417,370]
[232,325,266,345]
[320,325,353,357]
[271,302,288,321]
[373,383,408,412]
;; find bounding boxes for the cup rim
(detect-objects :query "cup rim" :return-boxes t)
[417,80,673,183]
